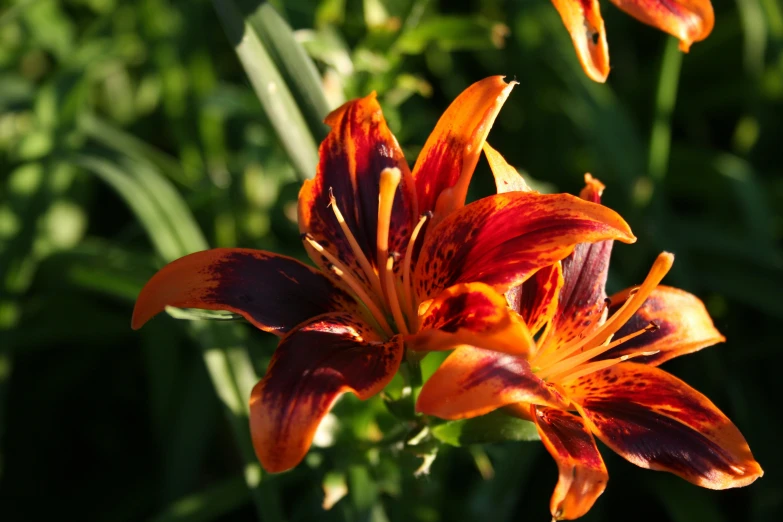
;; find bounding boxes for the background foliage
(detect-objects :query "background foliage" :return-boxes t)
[1,0,781,521]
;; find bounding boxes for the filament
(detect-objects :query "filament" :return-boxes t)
[328,189,384,299]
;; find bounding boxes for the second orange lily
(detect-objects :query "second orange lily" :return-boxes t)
[417,175,762,520]
[551,0,715,82]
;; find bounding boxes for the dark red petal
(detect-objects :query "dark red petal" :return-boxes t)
[416,346,567,420]
[132,249,356,335]
[410,282,534,355]
[299,93,416,287]
[570,363,763,489]
[596,285,725,366]
[412,76,516,219]
[534,406,608,520]
[250,313,404,472]
[413,191,635,301]
[506,263,563,335]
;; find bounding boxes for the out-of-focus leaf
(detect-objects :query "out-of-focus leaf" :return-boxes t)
[212,0,318,181]
[148,476,250,522]
[245,2,331,139]
[395,16,509,54]
[431,410,540,447]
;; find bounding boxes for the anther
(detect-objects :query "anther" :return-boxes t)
[646,321,660,332]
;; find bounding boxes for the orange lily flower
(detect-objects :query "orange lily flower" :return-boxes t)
[131,77,636,473]
[417,174,762,520]
[551,0,714,82]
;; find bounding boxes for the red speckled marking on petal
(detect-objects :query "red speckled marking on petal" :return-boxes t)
[413,191,635,301]
[570,363,763,489]
[507,263,563,335]
[534,406,608,520]
[411,282,533,355]
[250,313,404,472]
[299,93,416,286]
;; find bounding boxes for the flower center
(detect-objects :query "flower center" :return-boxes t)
[530,252,674,384]
[303,168,428,338]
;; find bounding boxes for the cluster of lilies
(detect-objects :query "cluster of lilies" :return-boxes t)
[132,8,760,514]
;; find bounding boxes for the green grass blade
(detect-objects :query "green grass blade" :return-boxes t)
[648,36,683,183]
[213,0,319,181]
[247,2,331,140]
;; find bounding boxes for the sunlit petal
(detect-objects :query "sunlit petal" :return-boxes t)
[412,76,516,220]
[609,0,714,51]
[551,0,610,82]
[483,142,531,194]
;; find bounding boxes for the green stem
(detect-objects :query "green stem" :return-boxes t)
[648,36,683,183]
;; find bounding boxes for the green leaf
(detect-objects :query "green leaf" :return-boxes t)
[165,306,245,322]
[148,476,250,522]
[431,410,540,447]
[213,0,319,181]
[395,16,508,54]
[245,2,332,139]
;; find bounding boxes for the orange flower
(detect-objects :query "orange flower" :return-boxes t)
[417,174,762,520]
[551,0,714,82]
[131,77,635,473]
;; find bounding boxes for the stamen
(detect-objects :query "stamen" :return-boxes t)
[533,252,673,371]
[304,234,393,336]
[384,255,410,335]
[328,188,384,299]
[537,322,659,381]
[552,349,661,385]
[376,167,401,309]
[401,212,430,329]
[330,265,394,337]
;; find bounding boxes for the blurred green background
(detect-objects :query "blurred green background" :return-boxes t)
[1,0,781,520]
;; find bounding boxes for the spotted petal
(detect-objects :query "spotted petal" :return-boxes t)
[131,249,356,335]
[416,346,566,420]
[570,363,763,489]
[250,313,404,473]
[533,406,608,520]
[506,263,563,335]
[609,0,714,51]
[414,191,635,301]
[412,76,516,220]
[551,0,610,82]
[410,282,534,356]
[595,285,725,366]
[299,93,417,287]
